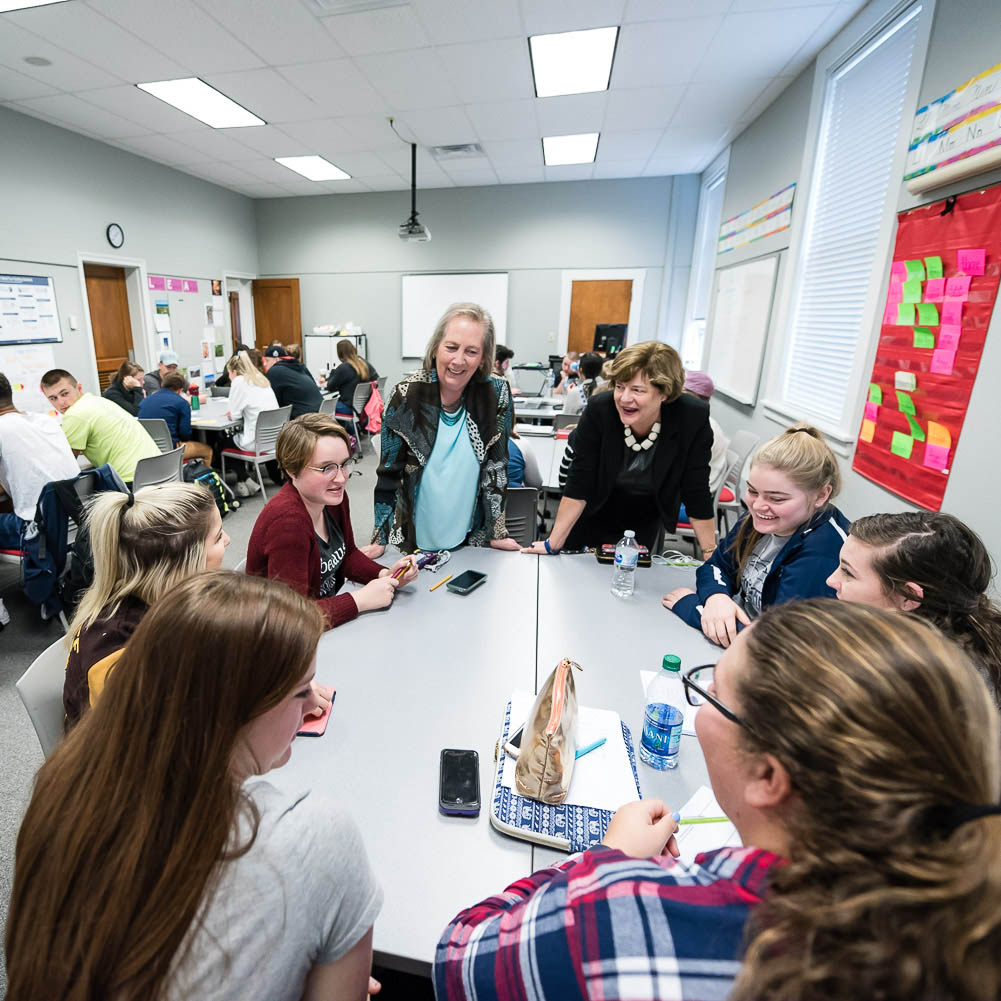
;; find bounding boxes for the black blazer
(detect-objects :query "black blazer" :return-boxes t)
[563,390,714,531]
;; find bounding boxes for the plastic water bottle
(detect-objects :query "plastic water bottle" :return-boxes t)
[610,530,639,598]
[545,367,555,394]
[639,655,683,770]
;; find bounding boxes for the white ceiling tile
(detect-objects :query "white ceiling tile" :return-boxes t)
[438,39,534,103]
[465,99,538,141]
[693,7,836,81]
[521,0,626,35]
[596,129,661,160]
[613,17,724,88]
[729,0,839,9]
[274,177,330,195]
[85,0,264,75]
[13,93,151,138]
[379,145,447,176]
[239,158,307,183]
[0,19,122,90]
[652,124,729,159]
[236,182,294,198]
[321,6,429,56]
[592,161,646,178]
[278,59,389,116]
[408,0,522,45]
[335,112,408,151]
[535,92,607,135]
[545,164,595,181]
[317,150,393,176]
[191,0,341,65]
[216,124,313,157]
[670,78,771,128]
[355,48,459,111]
[359,175,410,191]
[480,138,542,167]
[181,161,261,185]
[114,134,216,165]
[780,1,865,76]
[448,167,499,187]
[0,63,58,101]
[203,67,325,124]
[643,156,695,175]
[280,117,369,153]
[603,85,685,131]
[625,0,730,20]
[166,128,263,161]
[413,173,455,188]
[395,106,476,146]
[317,179,370,193]
[495,166,544,184]
[79,85,206,133]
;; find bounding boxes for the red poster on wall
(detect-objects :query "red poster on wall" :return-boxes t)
[852,186,1001,510]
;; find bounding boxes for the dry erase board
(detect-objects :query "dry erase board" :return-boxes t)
[705,255,779,406]
[401,273,508,359]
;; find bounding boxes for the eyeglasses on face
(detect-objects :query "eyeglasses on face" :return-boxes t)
[304,458,356,478]
[682,664,748,730]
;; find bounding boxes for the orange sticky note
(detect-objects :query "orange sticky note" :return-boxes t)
[860,418,876,443]
[927,421,951,449]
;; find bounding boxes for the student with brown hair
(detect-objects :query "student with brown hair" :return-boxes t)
[102,360,146,415]
[324,338,379,421]
[6,571,383,1001]
[137,372,214,464]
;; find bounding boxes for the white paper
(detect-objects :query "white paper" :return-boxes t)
[154,314,171,333]
[503,689,640,813]
[640,670,697,736]
[674,785,741,863]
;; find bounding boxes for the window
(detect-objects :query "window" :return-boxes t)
[765,1,931,441]
[682,150,728,369]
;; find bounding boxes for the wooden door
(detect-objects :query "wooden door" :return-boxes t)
[251,277,301,352]
[228,291,242,350]
[568,279,632,355]
[84,263,134,390]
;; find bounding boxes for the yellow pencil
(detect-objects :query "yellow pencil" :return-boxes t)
[430,575,452,592]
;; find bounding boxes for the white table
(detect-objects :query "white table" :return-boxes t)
[190,397,241,432]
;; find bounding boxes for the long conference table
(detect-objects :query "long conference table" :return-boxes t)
[268,547,721,976]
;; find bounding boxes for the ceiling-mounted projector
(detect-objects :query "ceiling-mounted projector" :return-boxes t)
[398,141,431,243]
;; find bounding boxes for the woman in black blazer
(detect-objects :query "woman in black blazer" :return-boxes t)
[523,341,717,557]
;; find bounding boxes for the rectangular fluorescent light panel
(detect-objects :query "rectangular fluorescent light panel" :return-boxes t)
[275,156,351,181]
[0,0,69,9]
[543,133,599,166]
[530,26,618,98]
[136,78,264,129]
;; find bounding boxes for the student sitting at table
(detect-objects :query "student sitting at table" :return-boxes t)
[560,351,603,416]
[373,303,520,552]
[137,372,214,464]
[102,361,146,416]
[493,344,523,396]
[142,349,179,396]
[62,482,230,729]
[434,599,1001,1001]
[263,345,322,419]
[7,572,383,1001]
[828,511,1001,705]
[664,424,848,646]
[523,341,716,556]
[248,413,418,630]
[324,339,379,424]
[551,351,579,395]
[506,428,542,490]
[40,368,160,484]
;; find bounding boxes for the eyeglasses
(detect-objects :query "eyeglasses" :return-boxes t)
[304,458,356,478]
[682,664,748,730]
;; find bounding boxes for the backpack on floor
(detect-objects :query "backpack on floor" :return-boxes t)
[182,461,237,518]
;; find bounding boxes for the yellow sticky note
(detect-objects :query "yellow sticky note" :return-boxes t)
[860,418,876,443]
[927,421,951,449]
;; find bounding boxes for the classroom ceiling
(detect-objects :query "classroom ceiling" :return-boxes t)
[0,0,868,199]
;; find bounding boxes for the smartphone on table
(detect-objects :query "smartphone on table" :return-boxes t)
[439,748,480,817]
[445,570,488,595]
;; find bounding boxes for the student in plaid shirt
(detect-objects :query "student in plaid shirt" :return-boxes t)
[436,599,1001,1001]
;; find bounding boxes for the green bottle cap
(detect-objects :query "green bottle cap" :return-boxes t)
[662,655,681,673]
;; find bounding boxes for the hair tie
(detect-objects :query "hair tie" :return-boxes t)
[927,802,1001,834]
[126,491,135,507]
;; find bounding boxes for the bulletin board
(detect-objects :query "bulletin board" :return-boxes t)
[401,273,508,359]
[0,274,62,345]
[852,186,1001,510]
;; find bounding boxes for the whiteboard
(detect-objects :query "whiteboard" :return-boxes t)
[401,273,508,359]
[705,255,778,406]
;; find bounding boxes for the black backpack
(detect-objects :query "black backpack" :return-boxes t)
[182,461,238,518]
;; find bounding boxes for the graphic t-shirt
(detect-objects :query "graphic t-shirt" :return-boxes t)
[740,533,789,617]
[316,509,346,598]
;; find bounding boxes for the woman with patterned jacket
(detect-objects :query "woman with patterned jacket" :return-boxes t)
[372,303,521,553]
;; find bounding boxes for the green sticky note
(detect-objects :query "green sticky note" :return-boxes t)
[913,327,935,348]
[916,302,939,325]
[925,255,943,279]
[890,431,914,459]
[905,259,926,281]
[896,389,915,414]
[868,383,882,404]
[902,279,923,302]
[906,414,926,441]
[897,302,916,324]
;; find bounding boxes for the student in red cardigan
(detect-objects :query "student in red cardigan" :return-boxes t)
[247,414,418,629]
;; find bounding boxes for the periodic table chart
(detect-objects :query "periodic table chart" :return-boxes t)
[0,274,62,345]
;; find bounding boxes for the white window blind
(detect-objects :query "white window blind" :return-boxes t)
[781,5,922,427]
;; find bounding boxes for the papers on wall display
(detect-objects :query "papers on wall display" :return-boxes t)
[718,184,795,254]
[0,275,62,345]
[0,343,57,412]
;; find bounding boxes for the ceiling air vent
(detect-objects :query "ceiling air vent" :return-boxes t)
[302,0,408,15]
[430,143,486,161]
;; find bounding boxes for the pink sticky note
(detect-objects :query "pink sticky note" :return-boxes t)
[941,298,964,325]
[923,442,950,471]
[957,248,985,275]
[166,277,183,291]
[147,275,166,291]
[886,283,903,304]
[864,402,878,421]
[924,278,945,301]
[945,275,971,298]
[890,261,908,279]
[882,302,897,324]
[938,325,961,351]
[930,348,955,375]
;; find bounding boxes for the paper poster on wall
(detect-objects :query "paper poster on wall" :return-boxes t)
[0,275,62,345]
[0,342,57,412]
[717,184,795,254]
[853,186,1001,510]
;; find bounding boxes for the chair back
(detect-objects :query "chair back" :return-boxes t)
[319,394,340,415]
[376,377,387,393]
[138,418,173,454]
[131,447,184,492]
[234,557,247,573]
[210,385,231,398]
[352,382,373,416]
[717,430,761,530]
[253,405,293,456]
[16,638,70,758]
[553,413,578,431]
[505,487,538,547]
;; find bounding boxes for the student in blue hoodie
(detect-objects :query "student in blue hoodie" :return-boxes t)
[663,424,849,647]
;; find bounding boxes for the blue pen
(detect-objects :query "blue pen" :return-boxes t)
[574,737,606,759]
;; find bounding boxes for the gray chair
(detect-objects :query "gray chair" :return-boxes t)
[505,487,538,547]
[345,382,374,457]
[210,385,231,398]
[16,637,69,757]
[132,446,184,492]
[221,405,292,500]
[319,393,340,416]
[139,418,173,454]
[553,413,578,431]
[717,430,761,535]
[376,376,387,393]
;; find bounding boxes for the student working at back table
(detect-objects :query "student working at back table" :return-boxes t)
[137,372,214,464]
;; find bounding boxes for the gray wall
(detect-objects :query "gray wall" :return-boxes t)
[706,0,1001,566]
[0,104,258,392]
[254,177,680,389]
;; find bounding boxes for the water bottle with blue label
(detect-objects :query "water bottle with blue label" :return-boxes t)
[639,654,683,770]
[610,529,639,598]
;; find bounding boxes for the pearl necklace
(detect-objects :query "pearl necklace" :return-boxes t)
[624,421,660,451]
